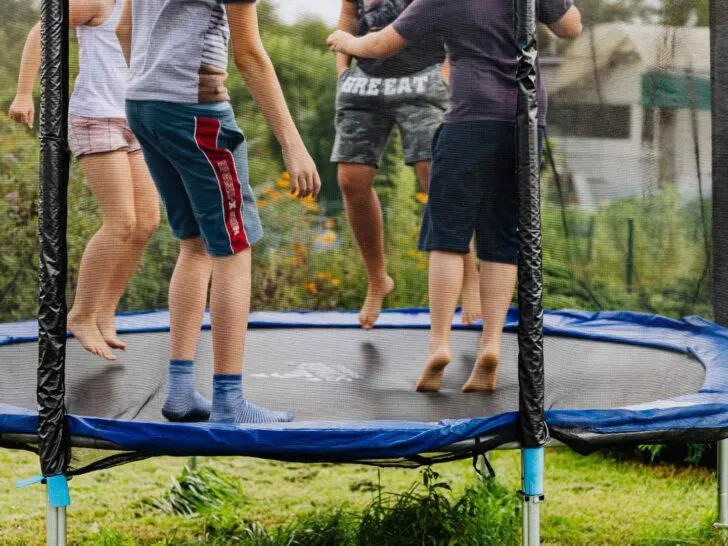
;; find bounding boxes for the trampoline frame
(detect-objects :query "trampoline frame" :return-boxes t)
[5,0,727,544]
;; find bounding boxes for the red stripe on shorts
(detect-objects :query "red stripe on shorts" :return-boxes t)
[194,117,249,253]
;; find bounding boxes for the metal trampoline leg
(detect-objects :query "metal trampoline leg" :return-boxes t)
[46,498,66,546]
[715,439,728,530]
[521,448,544,546]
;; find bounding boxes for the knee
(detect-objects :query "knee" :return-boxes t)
[180,237,209,260]
[133,209,161,243]
[338,165,375,199]
[108,214,137,242]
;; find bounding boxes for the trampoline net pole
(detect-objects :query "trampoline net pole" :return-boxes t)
[711,0,728,528]
[37,0,71,478]
[515,0,547,449]
[712,0,728,325]
[38,0,71,544]
[716,439,728,528]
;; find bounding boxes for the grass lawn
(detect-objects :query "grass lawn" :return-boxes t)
[0,447,723,545]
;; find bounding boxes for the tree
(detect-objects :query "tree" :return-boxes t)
[661,0,709,26]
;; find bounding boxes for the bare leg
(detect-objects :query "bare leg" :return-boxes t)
[68,152,138,361]
[209,249,251,375]
[207,248,292,423]
[416,250,464,392]
[96,151,161,350]
[414,161,481,326]
[338,163,394,329]
[460,241,482,326]
[169,237,213,361]
[463,261,517,392]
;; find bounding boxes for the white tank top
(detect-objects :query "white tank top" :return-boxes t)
[69,0,129,119]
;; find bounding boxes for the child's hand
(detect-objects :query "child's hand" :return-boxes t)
[282,144,321,199]
[8,95,35,128]
[327,30,356,56]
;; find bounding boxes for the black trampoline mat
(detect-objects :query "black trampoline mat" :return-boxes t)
[0,328,705,423]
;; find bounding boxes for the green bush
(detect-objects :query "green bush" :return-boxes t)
[144,464,245,519]
[147,466,519,546]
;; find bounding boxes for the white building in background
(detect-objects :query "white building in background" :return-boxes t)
[546,23,711,210]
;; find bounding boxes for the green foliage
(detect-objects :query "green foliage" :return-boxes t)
[633,442,713,468]
[357,468,519,546]
[144,464,245,518]
[78,530,141,546]
[147,466,518,546]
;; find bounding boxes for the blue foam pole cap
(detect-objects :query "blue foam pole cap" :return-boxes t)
[46,475,71,508]
[522,447,544,497]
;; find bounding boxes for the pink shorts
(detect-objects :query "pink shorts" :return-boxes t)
[68,115,141,158]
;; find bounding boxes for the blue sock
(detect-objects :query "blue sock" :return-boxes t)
[161,360,212,422]
[210,374,293,424]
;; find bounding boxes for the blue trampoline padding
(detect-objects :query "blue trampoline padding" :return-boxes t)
[1,309,728,458]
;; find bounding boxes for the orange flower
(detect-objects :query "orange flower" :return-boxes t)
[331,278,341,287]
[256,199,268,209]
[304,281,319,295]
[316,272,333,281]
[292,256,305,266]
[276,172,291,189]
[296,193,320,211]
[415,192,428,204]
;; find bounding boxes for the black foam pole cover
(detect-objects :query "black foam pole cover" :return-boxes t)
[38,0,71,477]
[515,0,548,447]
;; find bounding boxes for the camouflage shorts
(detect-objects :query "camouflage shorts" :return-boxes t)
[331,64,449,167]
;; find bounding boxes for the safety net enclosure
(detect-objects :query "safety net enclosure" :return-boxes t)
[0,0,727,544]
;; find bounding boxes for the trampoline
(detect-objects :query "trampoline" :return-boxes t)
[2,309,727,462]
[3,0,728,544]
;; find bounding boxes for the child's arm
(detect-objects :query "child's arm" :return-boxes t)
[8,22,41,127]
[8,0,106,128]
[546,6,582,40]
[441,57,451,87]
[227,3,320,199]
[336,1,359,77]
[116,0,132,66]
[327,26,408,60]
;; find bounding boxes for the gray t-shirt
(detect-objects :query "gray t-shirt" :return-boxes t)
[127,0,255,104]
[393,0,573,124]
[348,0,445,78]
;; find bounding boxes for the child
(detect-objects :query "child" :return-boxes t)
[327,0,582,392]
[117,0,320,423]
[332,0,482,329]
[9,0,161,361]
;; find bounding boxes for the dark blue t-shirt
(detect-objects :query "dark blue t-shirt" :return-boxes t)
[348,0,445,78]
[393,0,574,124]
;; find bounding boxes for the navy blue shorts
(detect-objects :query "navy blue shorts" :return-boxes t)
[126,100,263,257]
[418,121,545,265]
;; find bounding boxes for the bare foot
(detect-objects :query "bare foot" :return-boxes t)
[416,345,451,392]
[68,314,116,361]
[461,278,482,326]
[359,276,395,329]
[97,315,127,351]
[463,350,500,393]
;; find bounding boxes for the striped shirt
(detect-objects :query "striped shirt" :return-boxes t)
[127,0,255,104]
[202,4,230,71]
